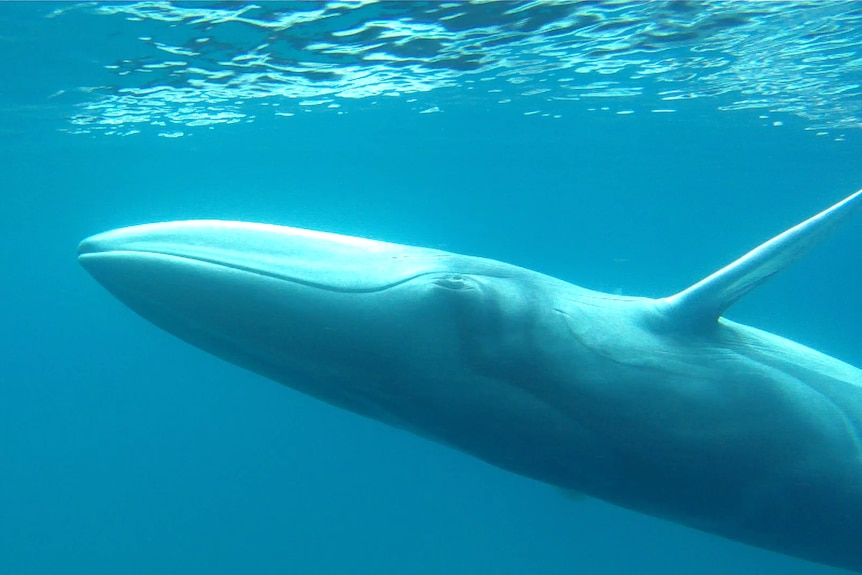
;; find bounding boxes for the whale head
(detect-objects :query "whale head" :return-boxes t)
[77,221,557,438]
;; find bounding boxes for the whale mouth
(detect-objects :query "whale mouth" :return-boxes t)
[78,246,439,293]
[78,220,461,294]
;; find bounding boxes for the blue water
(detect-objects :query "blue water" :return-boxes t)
[2,2,861,574]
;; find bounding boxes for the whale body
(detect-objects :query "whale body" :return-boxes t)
[79,189,862,572]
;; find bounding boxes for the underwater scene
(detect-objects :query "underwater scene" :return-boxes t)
[2,2,862,574]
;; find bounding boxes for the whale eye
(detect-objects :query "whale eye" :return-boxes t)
[433,274,473,291]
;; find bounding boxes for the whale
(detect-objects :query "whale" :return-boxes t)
[78,188,862,572]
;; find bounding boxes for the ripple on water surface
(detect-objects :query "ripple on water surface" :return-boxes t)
[49,1,862,136]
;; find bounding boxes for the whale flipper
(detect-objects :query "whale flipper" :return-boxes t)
[661,189,862,329]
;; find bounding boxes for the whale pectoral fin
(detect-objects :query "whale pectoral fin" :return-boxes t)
[660,188,862,330]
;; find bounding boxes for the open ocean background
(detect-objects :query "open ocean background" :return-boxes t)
[2,2,861,574]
